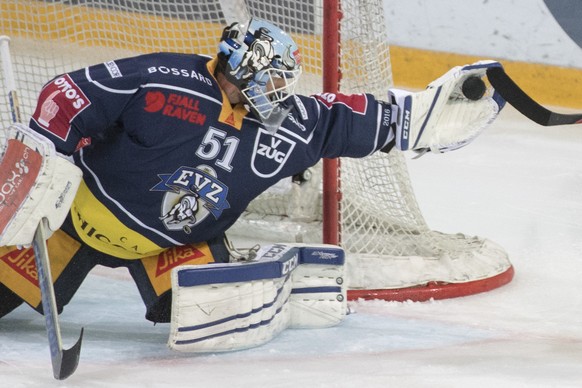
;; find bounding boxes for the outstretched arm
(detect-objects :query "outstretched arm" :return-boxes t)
[291,61,504,165]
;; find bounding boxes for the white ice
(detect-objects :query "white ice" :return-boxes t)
[2,105,582,387]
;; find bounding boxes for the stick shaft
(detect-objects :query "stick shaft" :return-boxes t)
[0,35,82,380]
[0,36,22,124]
[486,66,582,126]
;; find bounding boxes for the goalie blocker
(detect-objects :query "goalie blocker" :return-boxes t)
[169,243,346,352]
[0,123,82,247]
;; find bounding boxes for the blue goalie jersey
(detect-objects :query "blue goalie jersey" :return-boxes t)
[29,52,395,259]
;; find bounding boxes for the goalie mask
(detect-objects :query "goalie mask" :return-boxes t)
[219,18,302,133]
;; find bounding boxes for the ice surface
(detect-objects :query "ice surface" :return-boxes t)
[2,106,582,387]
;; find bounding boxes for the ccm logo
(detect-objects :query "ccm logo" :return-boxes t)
[402,109,411,140]
[281,254,299,275]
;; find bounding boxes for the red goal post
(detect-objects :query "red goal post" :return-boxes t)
[230,0,514,301]
[322,0,341,247]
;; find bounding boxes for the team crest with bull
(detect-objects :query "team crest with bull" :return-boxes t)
[151,165,230,233]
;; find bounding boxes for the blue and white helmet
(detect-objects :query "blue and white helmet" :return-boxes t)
[219,18,302,133]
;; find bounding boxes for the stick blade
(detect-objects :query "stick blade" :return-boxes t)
[54,327,84,380]
[548,112,582,126]
[486,67,582,126]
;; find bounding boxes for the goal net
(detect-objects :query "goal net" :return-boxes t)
[0,0,513,301]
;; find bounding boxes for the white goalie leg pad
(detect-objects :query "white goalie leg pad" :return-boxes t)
[289,246,346,328]
[0,123,82,247]
[392,60,506,153]
[169,243,346,353]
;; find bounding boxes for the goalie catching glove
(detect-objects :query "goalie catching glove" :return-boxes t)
[391,60,506,153]
[0,123,82,247]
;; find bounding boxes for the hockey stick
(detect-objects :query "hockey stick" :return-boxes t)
[32,224,84,380]
[0,35,83,380]
[486,66,582,126]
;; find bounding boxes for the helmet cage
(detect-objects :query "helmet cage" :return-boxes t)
[219,18,302,132]
[241,67,301,119]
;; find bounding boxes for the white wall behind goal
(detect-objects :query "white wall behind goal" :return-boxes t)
[383,0,582,69]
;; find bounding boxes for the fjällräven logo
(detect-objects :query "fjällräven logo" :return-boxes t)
[144,91,207,125]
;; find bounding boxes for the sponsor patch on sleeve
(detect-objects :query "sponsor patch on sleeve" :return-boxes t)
[314,92,368,114]
[31,74,91,141]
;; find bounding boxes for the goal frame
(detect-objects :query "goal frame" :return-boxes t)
[319,0,513,300]
[0,0,514,303]
[322,0,341,246]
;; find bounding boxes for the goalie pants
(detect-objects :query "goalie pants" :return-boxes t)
[0,214,229,323]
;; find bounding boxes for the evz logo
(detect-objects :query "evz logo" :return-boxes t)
[151,165,230,233]
[251,129,295,178]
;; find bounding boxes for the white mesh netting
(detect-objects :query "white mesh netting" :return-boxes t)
[0,0,512,296]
